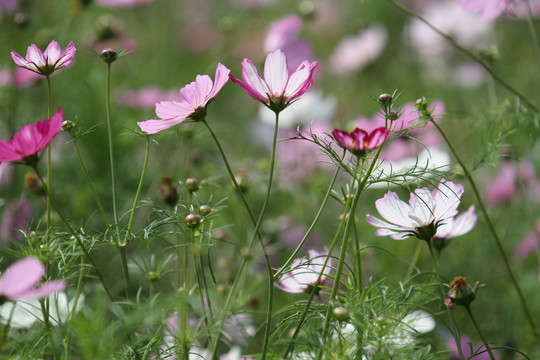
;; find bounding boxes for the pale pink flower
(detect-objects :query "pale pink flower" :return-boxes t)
[447,335,500,360]
[230,49,318,114]
[515,223,540,260]
[366,179,476,242]
[460,0,540,21]
[0,0,18,20]
[329,25,387,75]
[137,63,230,135]
[276,249,332,294]
[0,108,63,164]
[11,41,76,76]
[264,15,313,71]
[95,0,156,8]
[0,258,65,302]
[485,159,540,207]
[1,198,33,243]
[116,87,179,109]
[332,127,389,156]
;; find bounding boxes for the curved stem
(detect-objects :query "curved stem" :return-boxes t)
[32,166,114,301]
[388,0,539,113]
[430,119,540,339]
[465,306,496,360]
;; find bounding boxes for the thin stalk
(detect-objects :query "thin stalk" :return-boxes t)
[525,0,540,62]
[32,167,113,301]
[352,158,363,289]
[203,118,275,359]
[427,241,465,360]
[465,306,496,360]
[388,0,539,113]
[430,119,540,339]
[46,75,52,243]
[405,241,423,280]
[64,257,86,359]
[105,63,119,229]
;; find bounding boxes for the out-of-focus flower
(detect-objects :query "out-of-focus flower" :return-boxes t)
[366,179,476,242]
[223,313,256,346]
[95,0,156,8]
[0,292,82,328]
[0,108,63,165]
[87,15,137,53]
[332,127,389,157]
[220,346,253,360]
[11,41,76,76]
[258,90,336,129]
[117,87,179,109]
[138,63,230,134]
[0,0,18,21]
[459,0,540,21]
[485,159,540,207]
[447,334,500,359]
[515,223,540,260]
[1,198,33,243]
[329,25,387,75]
[264,15,313,71]
[276,249,332,294]
[230,49,317,114]
[0,258,65,303]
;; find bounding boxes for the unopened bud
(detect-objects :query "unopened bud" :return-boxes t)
[24,172,44,195]
[447,276,476,308]
[100,48,118,64]
[387,110,399,121]
[147,271,159,281]
[200,205,212,216]
[213,229,227,240]
[378,93,393,105]
[185,177,199,192]
[241,247,255,260]
[333,307,350,322]
[234,170,249,193]
[62,120,75,131]
[185,214,201,228]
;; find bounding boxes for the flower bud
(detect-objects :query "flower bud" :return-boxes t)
[333,307,350,322]
[100,48,118,64]
[61,120,75,132]
[185,177,199,192]
[447,276,476,308]
[387,110,399,121]
[234,170,249,193]
[213,229,227,240]
[24,172,45,195]
[200,205,212,216]
[147,271,160,281]
[378,93,393,105]
[241,247,255,260]
[185,214,201,229]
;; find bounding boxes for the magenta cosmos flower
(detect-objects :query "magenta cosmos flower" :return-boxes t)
[229,49,317,114]
[366,179,477,244]
[332,127,389,156]
[0,258,65,304]
[11,41,76,76]
[276,249,332,294]
[0,108,63,165]
[137,63,230,135]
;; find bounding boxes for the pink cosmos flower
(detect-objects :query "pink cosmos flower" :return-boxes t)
[447,335,500,360]
[276,249,332,294]
[332,127,389,156]
[116,87,179,109]
[137,63,230,135]
[0,108,63,165]
[11,41,76,76]
[0,258,65,303]
[0,0,18,21]
[515,223,540,260]
[366,179,476,242]
[95,0,156,7]
[229,49,318,114]
[460,0,508,21]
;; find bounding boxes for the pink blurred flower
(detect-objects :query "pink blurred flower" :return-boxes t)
[366,179,476,241]
[0,0,18,20]
[0,108,63,165]
[485,159,540,207]
[515,223,540,260]
[264,15,313,71]
[329,25,387,75]
[0,258,65,303]
[230,49,318,114]
[460,0,540,21]
[95,0,156,8]
[447,335,500,359]
[137,63,230,134]
[116,87,179,109]
[332,127,389,156]
[276,249,332,294]
[11,41,76,76]
[1,198,33,243]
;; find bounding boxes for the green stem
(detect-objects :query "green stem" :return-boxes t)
[46,76,52,243]
[105,63,119,229]
[430,119,540,339]
[388,0,539,113]
[405,241,423,280]
[32,167,113,301]
[427,241,465,360]
[465,306,496,360]
[64,257,85,359]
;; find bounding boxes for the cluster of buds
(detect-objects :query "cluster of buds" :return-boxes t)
[377,92,399,121]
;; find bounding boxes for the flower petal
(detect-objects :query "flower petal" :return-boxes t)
[374,191,414,227]
[233,58,270,103]
[0,258,45,299]
[283,60,317,101]
[137,118,184,135]
[433,179,464,220]
[263,49,289,97]
[408,188,435,226]
[207,63,230,100]
[366,127,389,150]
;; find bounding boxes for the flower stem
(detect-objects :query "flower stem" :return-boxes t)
[430,119,540,340]
[387,0,539,113]
[105,63,119,232]
[465,306,496,360]
[46,75,52,244]
[32,166,113,301]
